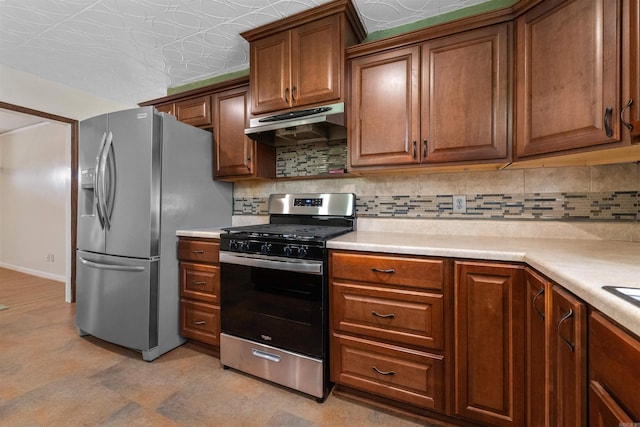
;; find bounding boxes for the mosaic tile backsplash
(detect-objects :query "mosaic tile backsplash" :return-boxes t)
[276,141,348,177]
[233,192,639,221]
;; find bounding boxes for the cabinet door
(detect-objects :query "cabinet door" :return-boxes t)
[549,285,587,426]
[175,95,212,128]
[155,103,174,116]
[454,261,525,427]
[422,23,510,163]
[349,46,421,167]
[250,31,290,114]
[291,15,341,108]
[525,268,551,427]
[213,86,255,178]
[515,0,621,157]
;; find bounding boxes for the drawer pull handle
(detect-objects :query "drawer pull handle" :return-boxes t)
[252,349,281,363]
[372,311,395,319]
[192,250,205,254]
[372,366,395,376]
[193,320,206,326]
[193,281,206,286]
[371,267,395,274]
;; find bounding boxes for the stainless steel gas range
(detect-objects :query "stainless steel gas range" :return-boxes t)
[219,193,356,402]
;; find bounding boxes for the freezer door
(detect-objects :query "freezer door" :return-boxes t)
[104,107,160,258]
[77,114,109,253]
[75,251,158,351]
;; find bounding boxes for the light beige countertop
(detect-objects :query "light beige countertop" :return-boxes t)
[327,231,640,338]
[176,228,226,239]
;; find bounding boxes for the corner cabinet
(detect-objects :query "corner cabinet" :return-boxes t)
[177,237,222,352]
[515,0,624,158]
[241,0,365,115]
[453,261,525,427]
[329,250,451,415]
[349,23,511,169]
[213,85,275,180]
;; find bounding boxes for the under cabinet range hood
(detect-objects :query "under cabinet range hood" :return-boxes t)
[245,102,346,145]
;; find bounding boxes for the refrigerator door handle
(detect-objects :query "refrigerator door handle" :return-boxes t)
[104,131,116,227]
[79,256,146,272]
[94,132,108,228]
[97,131,114,229]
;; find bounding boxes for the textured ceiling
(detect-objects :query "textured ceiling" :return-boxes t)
[0,0,488,107]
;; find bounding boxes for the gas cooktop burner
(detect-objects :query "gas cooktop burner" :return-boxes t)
[223,224,353,241]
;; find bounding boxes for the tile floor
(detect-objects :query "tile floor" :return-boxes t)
[0,269,442,426]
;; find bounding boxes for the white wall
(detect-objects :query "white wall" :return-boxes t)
[0,122,70,283]
[0,65,132,120]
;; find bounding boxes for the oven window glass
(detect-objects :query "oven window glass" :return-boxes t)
[221,262,325,358]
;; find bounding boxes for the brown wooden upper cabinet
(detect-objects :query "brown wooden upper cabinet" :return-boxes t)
[213,85,275,181]
[153,96,212,129]
[625,0,640,140]
[515,0,625,158]
[349,23,511,169]
[241,0,365,116]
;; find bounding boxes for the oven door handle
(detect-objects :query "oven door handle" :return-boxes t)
[220,252,323,275]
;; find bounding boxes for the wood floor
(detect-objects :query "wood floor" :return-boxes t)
[0,267,65,317]
[0,267,437,426]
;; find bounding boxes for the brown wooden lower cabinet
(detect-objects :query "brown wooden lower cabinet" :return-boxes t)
[589,310,640,424]
[177,237,221,352]
[548,285,587,427]
[326,250,639,426]
[453,261,525,427]
[525,268,551,427]
[331,333,445,410]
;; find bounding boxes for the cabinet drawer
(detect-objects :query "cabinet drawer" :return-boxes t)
[180,262,219,303]
[175,95,212,127]
[331,333,445,411]
[332,282,444,350]
[177,238,219,263]
[180,300,220,346]
[330,251,444,290]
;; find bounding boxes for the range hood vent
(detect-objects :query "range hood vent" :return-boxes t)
[245,102,346,145]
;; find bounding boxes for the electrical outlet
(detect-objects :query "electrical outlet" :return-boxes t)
[453,195,467,214]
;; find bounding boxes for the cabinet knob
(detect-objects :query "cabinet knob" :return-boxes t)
[284,87,290,103]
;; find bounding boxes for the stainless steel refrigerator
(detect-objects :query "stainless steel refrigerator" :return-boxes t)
[76,106,232,361]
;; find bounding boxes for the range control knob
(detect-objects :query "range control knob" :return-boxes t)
[297,246,308,258]
[241,241,251,252]
[228,240,240,251]
[284,245,295,257]
[260,243,272,255]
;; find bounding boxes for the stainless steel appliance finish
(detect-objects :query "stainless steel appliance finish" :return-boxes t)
[220,333,324,399]
[219,193,355,401]
[76,106,232,361]
[244,102,346,145]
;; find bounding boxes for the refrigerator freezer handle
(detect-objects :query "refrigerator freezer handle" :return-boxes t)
[79,256,146,272]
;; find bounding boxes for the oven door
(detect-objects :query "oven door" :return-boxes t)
[220,252,325,358]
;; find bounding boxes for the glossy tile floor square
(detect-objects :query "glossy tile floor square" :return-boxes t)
[0,269,442,426]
